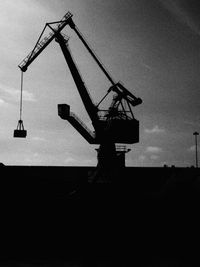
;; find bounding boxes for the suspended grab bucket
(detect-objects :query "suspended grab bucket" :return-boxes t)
[14,71,27,138]
[13,120,27,138]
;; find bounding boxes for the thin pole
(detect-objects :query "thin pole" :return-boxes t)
[193,132,199,168]
[72,25,116,86]
[195,134,198,168]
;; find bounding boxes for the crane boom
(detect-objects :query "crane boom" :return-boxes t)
[55,34,99,128]
[18,12,73,72]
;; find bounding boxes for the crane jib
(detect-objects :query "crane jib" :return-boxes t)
[18,12,73,72]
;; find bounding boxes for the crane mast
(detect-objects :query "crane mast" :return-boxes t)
[18,11,142,181]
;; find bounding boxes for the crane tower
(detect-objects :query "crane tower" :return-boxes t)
[18,12,142,181]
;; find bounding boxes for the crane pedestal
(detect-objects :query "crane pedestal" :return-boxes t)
[89,143,130,183]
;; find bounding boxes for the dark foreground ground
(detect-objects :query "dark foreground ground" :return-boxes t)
[0,165,200,266]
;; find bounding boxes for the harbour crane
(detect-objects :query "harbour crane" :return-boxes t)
[18,11,142,180]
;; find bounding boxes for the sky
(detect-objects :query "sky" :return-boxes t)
[0,0,200,167]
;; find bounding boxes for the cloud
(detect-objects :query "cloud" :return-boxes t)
[138,155,146,162]
[0,1,55,36]
[0,84,36,103]
[158,0,200,36]
[184,120,200,128]
[0,98,6,106]
[24,153,41,164]
[0,0,56,66]
[146,146,162,153]
[31,136,47,142]
[64,157,77,165]
[64,154,96,166]
[126,154,147,167]
[188,145,200,152]
[150,154,159,160]
[142,63,153,71]
[145,125,165,134]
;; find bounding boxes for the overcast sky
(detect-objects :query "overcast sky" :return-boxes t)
[0,0,200,167]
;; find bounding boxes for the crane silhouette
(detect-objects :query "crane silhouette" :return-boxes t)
[18,12,142,181]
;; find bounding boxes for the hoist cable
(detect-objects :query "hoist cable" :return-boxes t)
[19,71,23,121]
[72,25,116,86]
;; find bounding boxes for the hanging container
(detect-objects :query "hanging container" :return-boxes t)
[13,120,27,138]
